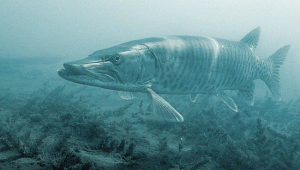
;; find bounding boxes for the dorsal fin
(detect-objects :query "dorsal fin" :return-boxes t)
[240,27,260,51]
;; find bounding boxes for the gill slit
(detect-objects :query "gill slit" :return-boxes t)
[133,49,143,84]
[142,43,161,85]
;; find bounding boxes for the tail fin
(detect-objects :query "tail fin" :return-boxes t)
[264,45,291,100]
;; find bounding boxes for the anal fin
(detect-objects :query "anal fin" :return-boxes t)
[216,92,238,112]
[147,88,184,122]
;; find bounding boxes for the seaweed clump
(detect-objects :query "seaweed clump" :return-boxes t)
[0,84,140,169]
[178,95,300,170]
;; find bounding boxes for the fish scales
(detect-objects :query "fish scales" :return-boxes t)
[194,39,208,92]
[221,41,233,88]
[147,36,257,94]
[210,39,251,89]
[190,40,202,91]
[219,40,253,89]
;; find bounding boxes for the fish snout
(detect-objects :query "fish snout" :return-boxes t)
[63,62,85,75]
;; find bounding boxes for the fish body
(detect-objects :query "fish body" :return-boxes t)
[143,36,256,94]
[58,27,290,122]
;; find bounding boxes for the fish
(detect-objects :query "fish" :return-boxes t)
[57,27,291,122]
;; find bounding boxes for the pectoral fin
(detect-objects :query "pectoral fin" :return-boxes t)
[147,88,184,122]
[216,92,238,112]
[118,91,136,100]
[190,94,199,102]
[190,94,211,102]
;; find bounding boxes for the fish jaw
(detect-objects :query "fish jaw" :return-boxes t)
[57,59,150,92]
[57,59,119,89]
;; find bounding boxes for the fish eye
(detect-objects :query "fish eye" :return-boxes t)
[113,55,122,64]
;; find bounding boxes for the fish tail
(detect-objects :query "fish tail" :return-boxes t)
[262,45,291,100]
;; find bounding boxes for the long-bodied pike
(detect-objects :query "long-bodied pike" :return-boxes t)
[58,27,290,122]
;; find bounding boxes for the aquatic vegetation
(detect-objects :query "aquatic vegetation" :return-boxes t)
[0,84,142,169]
[102,102,134,118]
[174,94,300,169]
[0,78,300,169]
[158,137,168,154]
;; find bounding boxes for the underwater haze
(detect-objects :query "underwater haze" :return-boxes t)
[0,0,300,169]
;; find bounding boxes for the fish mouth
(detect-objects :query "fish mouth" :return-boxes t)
[57,63,116,86]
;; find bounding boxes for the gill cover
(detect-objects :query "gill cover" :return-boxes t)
[116,44,157,85]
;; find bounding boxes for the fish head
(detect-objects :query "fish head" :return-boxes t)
[57,44,156,91]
